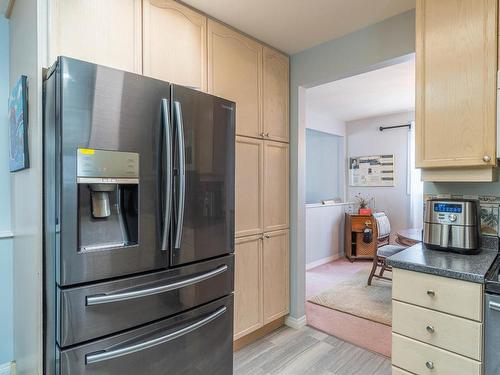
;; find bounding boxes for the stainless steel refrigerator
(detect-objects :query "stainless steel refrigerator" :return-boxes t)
[43,57,235,374]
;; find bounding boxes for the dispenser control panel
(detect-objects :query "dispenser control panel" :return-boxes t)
[77,149,139,183]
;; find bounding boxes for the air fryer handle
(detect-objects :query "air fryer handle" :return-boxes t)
[440,224,450,248]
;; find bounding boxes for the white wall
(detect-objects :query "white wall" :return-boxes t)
[9,0,47,373]
[0,15,13,367]
[346,111,415,240]
[306,110,346,136]
[305,203,353,267]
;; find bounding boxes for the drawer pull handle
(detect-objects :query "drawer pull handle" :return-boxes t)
[426,325,435,334]
[426,361,434,370]
[426,290,435,297]
[85,306,227,364]
[489,301,500,312]
[86,265,228,305]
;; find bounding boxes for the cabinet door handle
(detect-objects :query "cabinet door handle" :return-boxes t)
[426,361,434,369]
[483,155,492,163]
[426,325,435,334]
[427,290,435,297]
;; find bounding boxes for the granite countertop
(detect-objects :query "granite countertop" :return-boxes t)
[387,243,498,283]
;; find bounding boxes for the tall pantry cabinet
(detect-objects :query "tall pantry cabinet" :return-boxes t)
[47,0,290,347]
[208,19,290,342]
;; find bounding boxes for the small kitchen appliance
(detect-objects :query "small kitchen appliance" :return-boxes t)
[423,199,480,254]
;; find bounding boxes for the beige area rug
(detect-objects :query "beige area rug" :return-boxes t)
[308,270,392,326]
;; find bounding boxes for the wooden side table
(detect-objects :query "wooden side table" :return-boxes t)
[344,213,378,261]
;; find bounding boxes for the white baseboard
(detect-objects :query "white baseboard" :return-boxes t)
[0,362,14,375]
[285,315,307,330]
[306,254,339,270]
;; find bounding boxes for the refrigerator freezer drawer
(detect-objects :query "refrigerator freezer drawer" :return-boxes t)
[58,295,234,375]
[58,255,234,347]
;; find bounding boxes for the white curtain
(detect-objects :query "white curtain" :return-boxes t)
[407,122,424,228]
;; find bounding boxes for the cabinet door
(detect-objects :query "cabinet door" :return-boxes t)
[143,0,207,91]
[208,20,263,138]
[263,47,289,142]
[264,141,289,232]
[234,235,263,339]
[416,0,497,168]
[263,230,289,324]
[235,137,264,237]
[49,0,142,73]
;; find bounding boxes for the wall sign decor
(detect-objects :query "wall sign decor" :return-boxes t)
[8,75,29,172]
[349,154,395,187]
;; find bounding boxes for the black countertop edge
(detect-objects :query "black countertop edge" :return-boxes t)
[386,243,498,284]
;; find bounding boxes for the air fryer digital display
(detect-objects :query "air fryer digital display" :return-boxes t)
[433,203,462,213]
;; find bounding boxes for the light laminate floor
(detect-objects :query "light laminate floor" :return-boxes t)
[234,325,391,375]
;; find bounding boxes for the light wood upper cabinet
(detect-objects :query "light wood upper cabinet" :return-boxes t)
[263,230,289,324]
[263,47,289,142]
[264,141,289,232]
[234,235,263,340]
[49,0,142,73]
[208,20,263,138]
[416,0,497,168]
[143,0,207,91]
[235,137,264,237]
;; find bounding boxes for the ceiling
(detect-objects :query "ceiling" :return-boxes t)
[306,57,415,123]
[183,0,415,54]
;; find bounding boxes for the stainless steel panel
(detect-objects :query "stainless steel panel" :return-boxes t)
[424,200,478,226]
[77,149,139,178]
[56,57,171,285]
[58,295,233,375]
[58,255,233,347]
[170,84,235,266]
[485,293,500,375]
[423,222,479,250]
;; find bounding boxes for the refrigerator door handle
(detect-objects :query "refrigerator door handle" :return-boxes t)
[174,101,185,250]
[161,98,173,251]
[85,306,227,364]
[85,265,228,305]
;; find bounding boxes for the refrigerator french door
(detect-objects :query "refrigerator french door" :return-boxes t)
[170,84,235,267]
[47,57,171,286]
[46,58,235,287]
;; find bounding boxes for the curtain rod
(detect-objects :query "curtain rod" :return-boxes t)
[379,123,412,131]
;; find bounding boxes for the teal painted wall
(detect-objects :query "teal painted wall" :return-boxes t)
[0,16,13,365]
[305,129,342,204]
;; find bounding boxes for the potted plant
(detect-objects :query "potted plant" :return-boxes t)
[354,193,373,215]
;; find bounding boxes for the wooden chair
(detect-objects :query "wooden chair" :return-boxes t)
[367,212,406,286]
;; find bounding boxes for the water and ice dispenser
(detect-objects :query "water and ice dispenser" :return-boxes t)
[77,149,139,252]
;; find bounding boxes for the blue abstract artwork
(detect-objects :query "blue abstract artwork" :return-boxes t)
[8,75,29,172]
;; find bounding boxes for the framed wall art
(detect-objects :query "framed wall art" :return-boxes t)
[8,75,29,172]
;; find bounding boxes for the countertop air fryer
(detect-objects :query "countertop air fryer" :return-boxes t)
[423,199,480,254]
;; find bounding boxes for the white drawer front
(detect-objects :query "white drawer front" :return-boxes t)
[392,333,482,375]
[393,301,483,361]
[392,268,483,321]
[392,366,413,375]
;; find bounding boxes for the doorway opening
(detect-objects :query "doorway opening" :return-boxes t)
[302,54,422,356]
